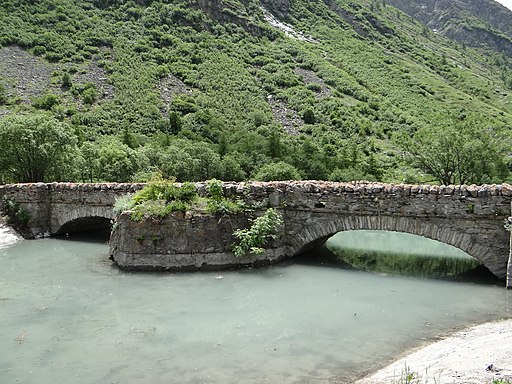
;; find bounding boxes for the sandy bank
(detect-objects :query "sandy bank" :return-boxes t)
[356,319,512,384]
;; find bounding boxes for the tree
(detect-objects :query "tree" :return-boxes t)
[183,142,222,181]
[220,155,246,181]
[399,114,510,185]
[0,113,78,182]
[79,142,100,182]
[96,138,143,182]
[268,130,282,159]
[154,145,196,181]
[168,111,182,134]
[254,161,302,181]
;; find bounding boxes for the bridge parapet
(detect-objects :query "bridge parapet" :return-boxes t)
[218,181,512,216]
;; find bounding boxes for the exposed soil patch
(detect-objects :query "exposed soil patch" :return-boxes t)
[0,45,114,110]
[73,61,115,101]
[0,45,52,103]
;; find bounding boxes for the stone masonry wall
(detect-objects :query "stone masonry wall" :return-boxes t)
[110,181,512,283]
[0,181,511,283]
[0,183,143,236]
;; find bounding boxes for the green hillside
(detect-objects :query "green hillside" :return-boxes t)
[0,0,511,184]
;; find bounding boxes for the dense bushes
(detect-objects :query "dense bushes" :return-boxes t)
[0,0,511,185]
[114,177,243,221]
[254,161,302,181]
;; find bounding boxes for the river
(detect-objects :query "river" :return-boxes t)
[1,230,511,383]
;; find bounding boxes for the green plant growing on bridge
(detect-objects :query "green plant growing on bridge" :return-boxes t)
[205,178,243,215]
[232,208,283,257]
[504,217,512,233]
[114,178,244,221]
[130,181,197,221]
[113,194,135,217]
[113,176,199,221]
[132,177,197,206]
[1,197,30,229]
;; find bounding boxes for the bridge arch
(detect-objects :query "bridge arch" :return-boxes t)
[287,215,498,277]
[53,206,114,235]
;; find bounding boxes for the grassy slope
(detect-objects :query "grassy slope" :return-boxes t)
[0,0,511,183]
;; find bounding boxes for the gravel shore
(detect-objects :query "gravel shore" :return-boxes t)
[356,319,512,384]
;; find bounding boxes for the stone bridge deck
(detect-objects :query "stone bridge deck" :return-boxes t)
[1,181,511,286]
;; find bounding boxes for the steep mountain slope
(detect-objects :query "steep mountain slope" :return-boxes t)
[386,0,512,55]
[0,0,511,184]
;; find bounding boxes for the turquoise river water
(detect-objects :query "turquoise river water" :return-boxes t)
[1,230,511,384]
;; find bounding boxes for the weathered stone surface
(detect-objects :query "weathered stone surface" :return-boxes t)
[110,211,288,271]
[0,182,144,236]
[108,181,512,283]
[1,181,511,285]
[502,183,512,196]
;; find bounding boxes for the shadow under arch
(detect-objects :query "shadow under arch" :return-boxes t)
[286,215,503,280]
[55,216,112,235]
[52,205,115,235]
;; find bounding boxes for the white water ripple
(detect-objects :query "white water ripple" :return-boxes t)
[0,223,20,249]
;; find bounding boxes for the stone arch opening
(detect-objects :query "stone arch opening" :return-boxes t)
[52,206,114,235]
[55,216,112,235]
[286,215,506,280]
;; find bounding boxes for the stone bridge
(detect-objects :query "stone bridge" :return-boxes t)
[1,181,512,286]
[0,183,143,236]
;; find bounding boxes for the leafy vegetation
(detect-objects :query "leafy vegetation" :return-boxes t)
[1,197,30,229]
[204,178,244,215]
[113,177,243,221]
[0,0,511,184]
[232,208,283,257]
[117,177,199,221]
[398,113,509,185]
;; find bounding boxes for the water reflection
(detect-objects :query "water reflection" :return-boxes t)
[323,230,495,282]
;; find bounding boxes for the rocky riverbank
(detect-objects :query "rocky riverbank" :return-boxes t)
[356,319,512,384]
